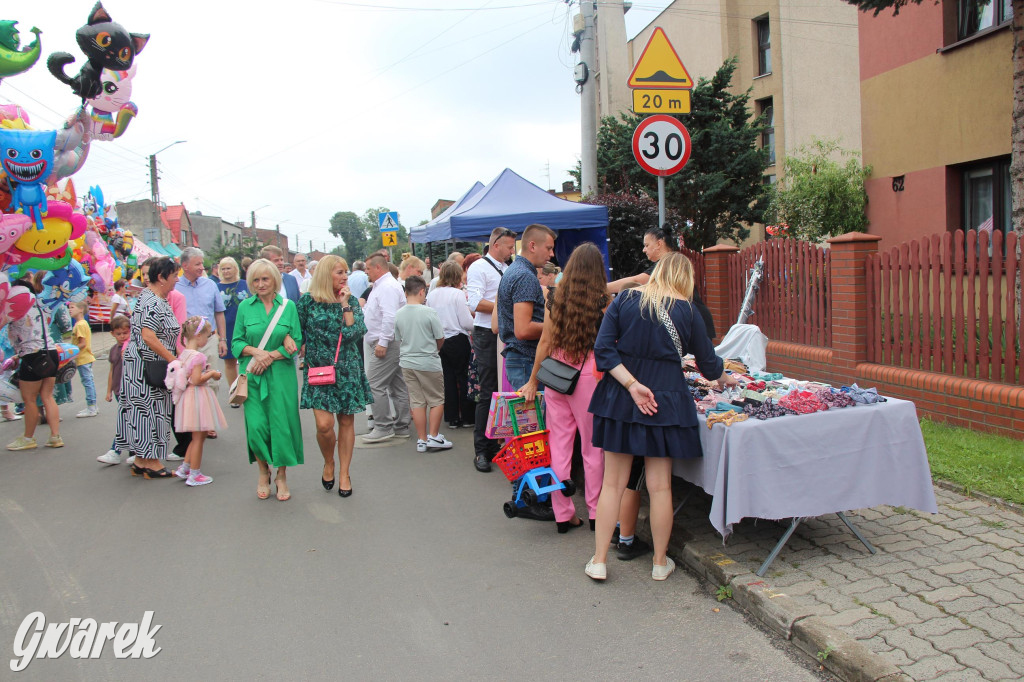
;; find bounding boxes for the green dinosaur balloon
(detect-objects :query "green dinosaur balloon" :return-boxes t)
[0,22,41,79]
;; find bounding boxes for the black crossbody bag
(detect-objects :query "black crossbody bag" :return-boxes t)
[536,354,584,395]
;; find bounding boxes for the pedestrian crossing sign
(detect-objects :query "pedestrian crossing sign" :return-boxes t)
[378,211,399,232]
[381,230,398,246]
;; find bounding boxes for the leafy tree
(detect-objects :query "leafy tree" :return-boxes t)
[765,138,871,242]
[588,192,685,277]
[206,234,264,267]
[595,58,770,249]
[329,211,372,265]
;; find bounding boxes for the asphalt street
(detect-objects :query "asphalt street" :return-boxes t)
[0,373,827,681]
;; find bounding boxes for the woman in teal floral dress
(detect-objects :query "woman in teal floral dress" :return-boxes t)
[297,255,372,497]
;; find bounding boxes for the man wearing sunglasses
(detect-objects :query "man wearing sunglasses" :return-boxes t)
[466,227,517,473]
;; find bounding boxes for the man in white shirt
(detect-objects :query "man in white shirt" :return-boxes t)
[466,227,517,472]
[361,253,412,442]
[290,253,312,290]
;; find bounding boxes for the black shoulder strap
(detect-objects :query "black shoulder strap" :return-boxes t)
[483,257,504,278]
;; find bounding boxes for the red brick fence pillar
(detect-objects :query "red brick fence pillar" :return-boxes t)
[702,244,739,344]
[826,232,881,378]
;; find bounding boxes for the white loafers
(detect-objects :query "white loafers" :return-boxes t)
[652,557,676,581]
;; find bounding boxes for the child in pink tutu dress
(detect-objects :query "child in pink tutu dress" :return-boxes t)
[172,317,226,486]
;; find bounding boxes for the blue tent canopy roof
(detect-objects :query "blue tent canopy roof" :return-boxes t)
[163,243,183,258]
[409,181,484,243]
[409,169,608,243]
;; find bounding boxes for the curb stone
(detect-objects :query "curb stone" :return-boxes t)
[640,530,908,681]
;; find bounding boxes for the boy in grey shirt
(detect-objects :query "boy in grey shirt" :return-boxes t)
[394,276,453,452]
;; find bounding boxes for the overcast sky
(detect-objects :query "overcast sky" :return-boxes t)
[2,0,671,252]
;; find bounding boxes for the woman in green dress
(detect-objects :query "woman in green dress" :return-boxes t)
[297,255,372,498]
[231,259,303,501]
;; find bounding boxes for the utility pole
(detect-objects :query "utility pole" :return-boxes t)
[149,155,159,206]
[250,210,257,249]
[580,0,597,197]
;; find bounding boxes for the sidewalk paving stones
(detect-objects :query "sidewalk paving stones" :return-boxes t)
[640,477,1024,681]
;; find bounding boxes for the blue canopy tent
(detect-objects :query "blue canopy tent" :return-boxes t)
[409,181,484,244]
[411,168,610,273]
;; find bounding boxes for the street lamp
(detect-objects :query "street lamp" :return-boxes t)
[149,140,187,206]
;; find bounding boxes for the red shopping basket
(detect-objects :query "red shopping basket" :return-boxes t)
[492,430,551,481]
[491,396,549,481]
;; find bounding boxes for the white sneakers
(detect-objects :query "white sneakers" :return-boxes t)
[360,428,394,443]
[426,434,453,450]
[585,557,607,581]
[585,555,676,581]
[97,450,121,465]
[416,440,428,453]
[76,405,98,418]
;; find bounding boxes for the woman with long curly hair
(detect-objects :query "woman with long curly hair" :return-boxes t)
[520,243,609,533]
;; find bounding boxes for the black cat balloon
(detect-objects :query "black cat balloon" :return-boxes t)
[46,2,148,101]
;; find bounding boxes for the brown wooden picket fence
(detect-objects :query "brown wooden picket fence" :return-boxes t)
[680,245,706,300]
[726,239,831,346]
[866,229,1023,385]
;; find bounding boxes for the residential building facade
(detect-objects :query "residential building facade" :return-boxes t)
[189,212,246,252]
[858,1,1012,247]
[598,0,862,186]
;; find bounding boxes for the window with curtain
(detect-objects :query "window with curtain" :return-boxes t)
[958,0,1012,40]
[962,156,1010,256]
[755,17,771,76]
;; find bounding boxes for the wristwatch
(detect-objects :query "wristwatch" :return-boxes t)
[342,306,353,313]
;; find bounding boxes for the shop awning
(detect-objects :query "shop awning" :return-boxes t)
[164,243,183,258]
[147,241,170,256]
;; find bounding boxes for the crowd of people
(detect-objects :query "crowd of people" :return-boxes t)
[4,223,736,582]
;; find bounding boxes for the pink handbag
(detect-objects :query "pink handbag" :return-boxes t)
[307,328,344,386]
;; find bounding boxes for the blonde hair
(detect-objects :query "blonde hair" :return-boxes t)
[637,252,694,319]
[181,315,211,342]
[399,256,425,278]
[68,300,88,315]
[218,257,240,283]
[245,258,282,294]
[307,254,349,304]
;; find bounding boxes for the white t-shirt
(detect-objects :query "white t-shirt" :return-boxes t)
[426,286,475,339]
[110,294,129,317]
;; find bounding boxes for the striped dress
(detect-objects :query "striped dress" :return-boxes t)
[115,289,180,459]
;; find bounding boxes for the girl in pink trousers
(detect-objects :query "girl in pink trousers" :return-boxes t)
[518,243,609,533]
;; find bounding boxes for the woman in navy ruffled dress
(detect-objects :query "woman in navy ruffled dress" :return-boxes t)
[586,253,736,582]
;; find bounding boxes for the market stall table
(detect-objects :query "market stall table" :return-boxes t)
[673,397,938,576]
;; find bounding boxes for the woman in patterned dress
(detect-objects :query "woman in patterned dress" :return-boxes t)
[297,255,371,497]
[216,257,249,401]
[115,257,180,478]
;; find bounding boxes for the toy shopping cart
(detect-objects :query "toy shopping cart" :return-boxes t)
[491,396,576,519]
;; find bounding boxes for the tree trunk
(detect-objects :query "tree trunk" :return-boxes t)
[1013,0,1024,312]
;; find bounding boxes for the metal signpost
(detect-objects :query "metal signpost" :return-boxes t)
[627,28,694,227]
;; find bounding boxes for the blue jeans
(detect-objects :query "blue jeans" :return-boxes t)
[503,350,535,391]
[78,362,96,406]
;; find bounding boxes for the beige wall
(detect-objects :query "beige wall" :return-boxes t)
[778,0,861,156]
[861,31,1011,178]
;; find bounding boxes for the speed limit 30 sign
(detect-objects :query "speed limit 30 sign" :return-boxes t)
[632,115,691,176]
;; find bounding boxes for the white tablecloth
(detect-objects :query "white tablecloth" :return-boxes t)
[672,397,938,538]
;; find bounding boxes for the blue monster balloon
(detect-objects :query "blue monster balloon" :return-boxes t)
[0,128,56,230]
